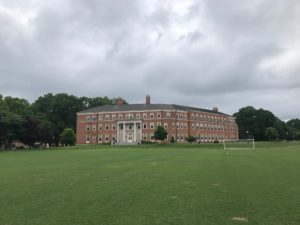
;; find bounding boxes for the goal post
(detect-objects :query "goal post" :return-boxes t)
[223,139,255,150]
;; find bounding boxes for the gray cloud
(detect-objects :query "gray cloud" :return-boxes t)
[0,0,300,120]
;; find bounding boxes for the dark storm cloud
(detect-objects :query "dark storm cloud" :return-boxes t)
[0,0,299,120]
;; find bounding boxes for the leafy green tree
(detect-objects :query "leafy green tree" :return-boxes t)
[185,135,196,143]
[265,127,279,141]
[287,119,300,130]
[154,125,168,141]
[32,93,83,144]
[60,128,76,146]
[234,106,278,141]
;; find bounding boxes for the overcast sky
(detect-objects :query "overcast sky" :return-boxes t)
[0,0,300,120]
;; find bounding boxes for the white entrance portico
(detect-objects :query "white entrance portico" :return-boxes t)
[117,121,142,144]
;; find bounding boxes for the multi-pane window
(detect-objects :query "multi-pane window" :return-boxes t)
[105,124,109,130]
[150,113,154,119]
[86,134,90,143]
[143,113,147,119]
[105,134,109,142]
[143,123,147,129]
[92,125,96,131]
[105,114,110,120]
[86,116,91,121]
[150,123,154,129]
[166,112,171,118]
[126,113,133,119]
[112,114,116,120]
[157,113,161,118]
[98,124,102,130]
[98,135,102,143]
[112,124,116,130]
[86,125,90,131]
[98,114,103,121]
[136,113,140,119]
[92,115,96,121]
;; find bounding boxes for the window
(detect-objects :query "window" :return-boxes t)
[86,125,90,131]
[112,124,116,130]
[191,114,194,120]
[92,136,96,142]
[98,135,102,143]
[105,124,109,130]
[143,113,147,119]
[112,114,116,120]
[150,113,154,119]
[143,123,147,129]
[105,114,110,120]
[86,116,91,121]
[105,134,109,142]
[166,112,171,118]
[98,114,103,121]
[157,113,161,118]
[150,123,154,129]
[118,114,123,120]
[92,115,96,121]
[164,123,168,129]
[126,113,133,119]
[136,113,140,119]
[92,125,96,131]
[112,134,116,141]
[98,124,102,130]
[86,134,90,143]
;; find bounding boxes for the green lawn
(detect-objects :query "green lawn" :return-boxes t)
[1,142,300,225]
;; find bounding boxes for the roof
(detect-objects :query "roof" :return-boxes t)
[78,104,230,116]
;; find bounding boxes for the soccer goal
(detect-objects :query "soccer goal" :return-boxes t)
[223,139,255,150]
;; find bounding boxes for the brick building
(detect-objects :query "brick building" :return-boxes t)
[76,95,239,144]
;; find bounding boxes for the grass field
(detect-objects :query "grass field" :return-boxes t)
[1,142,300,225]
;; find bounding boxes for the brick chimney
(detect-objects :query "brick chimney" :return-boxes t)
[116,97,124,106]
[212,107,218,112]
[146,95,151,105]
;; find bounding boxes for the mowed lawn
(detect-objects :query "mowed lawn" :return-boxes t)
[0,143,300,225]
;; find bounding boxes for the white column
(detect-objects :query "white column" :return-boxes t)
[123,123,126,142]
[117,122,119,143]
[133,122,137,142]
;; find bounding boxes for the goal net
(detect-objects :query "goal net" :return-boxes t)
[223,139,255,150]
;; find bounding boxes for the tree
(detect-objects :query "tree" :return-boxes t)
[153,125,168,141]
[265,127,279,141]
[60,128,76,146]
[234,106,278,141]
[185,135,196,143]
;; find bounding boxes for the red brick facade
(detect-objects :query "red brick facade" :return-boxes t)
[76,97,239,144]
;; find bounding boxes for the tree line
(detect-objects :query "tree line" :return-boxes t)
[0,93,120,149]
[0,94,299,149]
[234,106,300,141]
